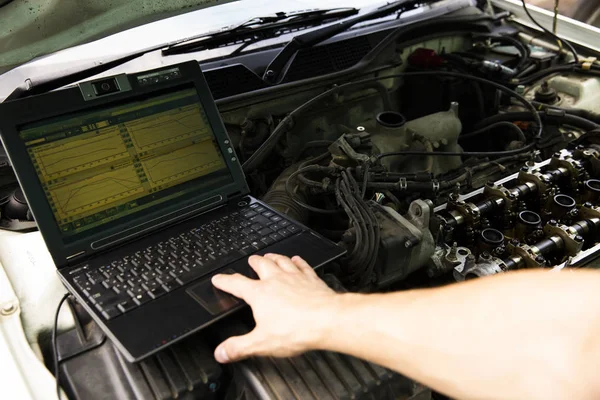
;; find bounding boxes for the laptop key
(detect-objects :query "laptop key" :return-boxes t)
[147,286,166,299]
[261,237,275,246]
[161,281,180,292]
[269,233,282,242]
[249,215,271,225]
[117,300,136,313]
[94,291,123,309]
[132,293,151,306]
[278,228,291,237]
[101,307,121,320]
[258,228,273,236]
[83,284,106,299]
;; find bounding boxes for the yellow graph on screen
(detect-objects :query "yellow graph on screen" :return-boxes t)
[143,141,224,187]
[31,128,128,179]
[50,166,143,220]
[126,104,210,151]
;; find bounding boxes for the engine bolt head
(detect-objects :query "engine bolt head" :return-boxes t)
[535,256,545,263]
[510,239,520,246]
[486,180,495,186]
[584,202,593,208]
[521,166,529,172]
[481,252,491,259]
[553,152,562,157]
[549,220,557,226]
[575,235,584,242]
[576,145,585,150]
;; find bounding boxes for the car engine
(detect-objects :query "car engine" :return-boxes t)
[214,24,600,294]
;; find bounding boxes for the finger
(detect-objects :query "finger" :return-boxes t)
[214,331,264,363]
[211,273,256,301]
[264,253,300,273]
[291,256,317,277]
[248,255,280,279]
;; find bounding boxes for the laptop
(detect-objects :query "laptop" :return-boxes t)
[0,61,345,362]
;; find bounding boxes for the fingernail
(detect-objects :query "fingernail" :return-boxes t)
[211,275,222,283]
[215,346,230,363]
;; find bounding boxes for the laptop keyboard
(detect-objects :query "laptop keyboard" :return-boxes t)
[70,203,301,320]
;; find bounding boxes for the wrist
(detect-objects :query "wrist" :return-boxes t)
[310,292,364,351]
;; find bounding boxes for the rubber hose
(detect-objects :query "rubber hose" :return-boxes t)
[474,111,599,132]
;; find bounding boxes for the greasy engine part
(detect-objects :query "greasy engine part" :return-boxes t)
[365,102,463,176]
[262,163,311,223]
[371,200,435,288]
[430,147,600,281]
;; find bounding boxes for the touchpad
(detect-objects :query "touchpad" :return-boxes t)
[186,269,239,315]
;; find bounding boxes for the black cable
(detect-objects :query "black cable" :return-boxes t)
[474,110,599,132]
[375,143,537,161]
[53,293,71,400]
[478,34,531,72]
[459,121,527,142]
[515,64,600,85]
[520,0,579,63]
[242,70,543,172]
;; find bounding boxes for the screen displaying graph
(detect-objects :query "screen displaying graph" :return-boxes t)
[20,87,231,236]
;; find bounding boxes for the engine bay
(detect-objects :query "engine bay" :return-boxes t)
[214,30,600,293]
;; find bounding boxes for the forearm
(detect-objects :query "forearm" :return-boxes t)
[318,270,600,400]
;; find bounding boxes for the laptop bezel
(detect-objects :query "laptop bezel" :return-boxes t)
[0,61,249,268]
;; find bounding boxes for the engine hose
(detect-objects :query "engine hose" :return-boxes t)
[514,64,600,86]
[474,34,531,72]
[531,102,600,125]
[473,111,600,132]
[262,164,312,222]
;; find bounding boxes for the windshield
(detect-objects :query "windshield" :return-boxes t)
[0,0,383,99]
[2,0,457,101]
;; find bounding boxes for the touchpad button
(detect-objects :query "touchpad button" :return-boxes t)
[186,269,239,315]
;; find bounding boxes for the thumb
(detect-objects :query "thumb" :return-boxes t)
[214,331,263,363]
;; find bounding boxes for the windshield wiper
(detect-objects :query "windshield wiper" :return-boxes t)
[262,0,431,84]
[162,8,360,56]
[3,7,358,102]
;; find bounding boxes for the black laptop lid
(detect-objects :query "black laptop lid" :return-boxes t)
[0,61,248,267]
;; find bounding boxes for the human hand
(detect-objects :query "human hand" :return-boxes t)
[211,253,341,363]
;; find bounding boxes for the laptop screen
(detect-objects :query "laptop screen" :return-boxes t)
[18,87,233,239]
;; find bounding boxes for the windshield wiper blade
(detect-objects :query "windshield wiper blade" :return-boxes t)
[162,8,359,56]
[262,0,430,84]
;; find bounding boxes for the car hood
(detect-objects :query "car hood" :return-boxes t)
[0,0,234,74]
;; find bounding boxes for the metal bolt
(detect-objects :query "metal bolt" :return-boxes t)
[553,152,561,157]
[356,126,365,132]
[575,235,584,242]
[521,166,529,172]
[487,180,495,186]
[584,202,593,208]
[1,304,16,316]
[414,206,422,217]
[535,256,545,264]
[481,252,491,259]
[549,220,557,226]
[265,70,275,78]
[231,157,237,162]
[576,145,585,150]
[510,239,520,246]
